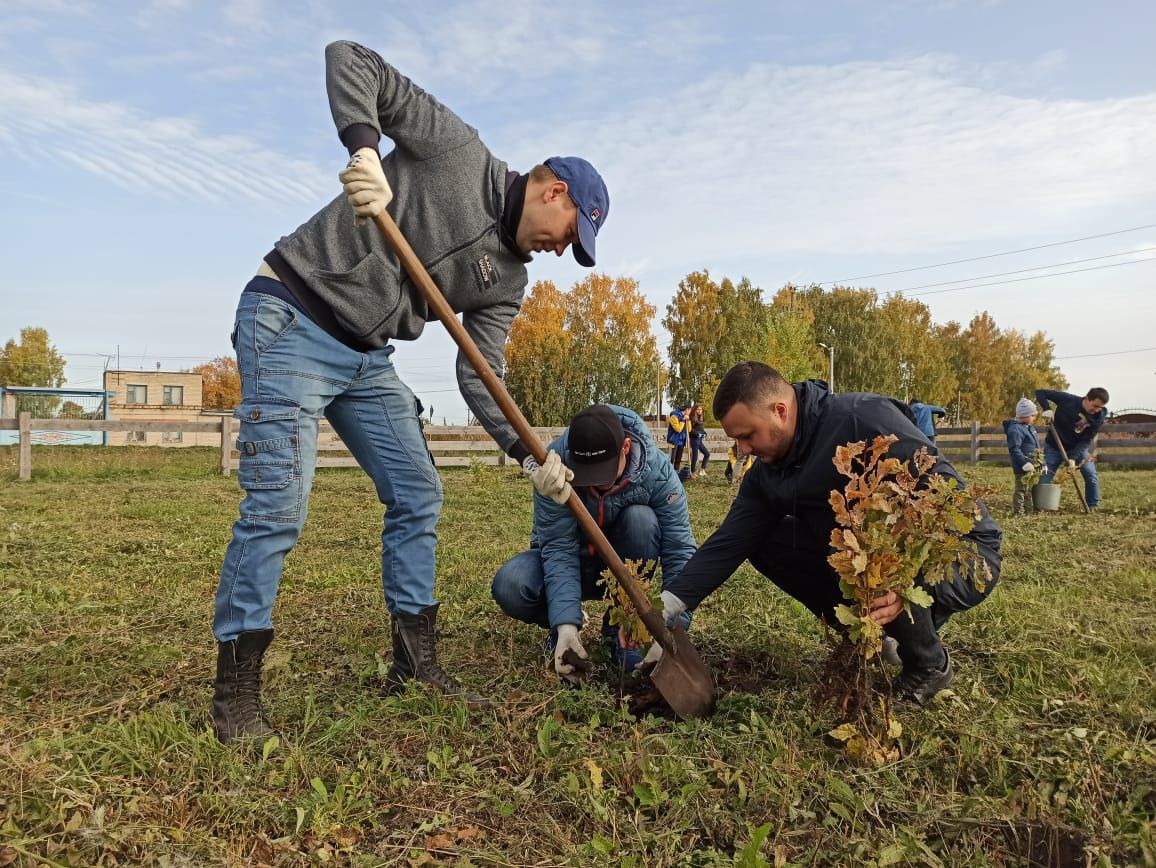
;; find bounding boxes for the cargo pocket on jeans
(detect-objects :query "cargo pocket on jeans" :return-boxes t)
[234,399,301,522]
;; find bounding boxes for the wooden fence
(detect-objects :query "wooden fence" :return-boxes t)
[3,412,1154,482]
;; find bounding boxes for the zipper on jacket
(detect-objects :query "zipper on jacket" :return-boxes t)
[585,476,632,558]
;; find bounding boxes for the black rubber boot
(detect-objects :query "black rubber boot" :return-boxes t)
[384,604,488,710]
[885,602,954,706]
[212,629,276,744]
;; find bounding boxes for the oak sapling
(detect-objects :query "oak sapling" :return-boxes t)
[1023,446,1046,489]
[818,435,992,765]
[600,559,662,649]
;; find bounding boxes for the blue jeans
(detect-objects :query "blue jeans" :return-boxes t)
[492,504,667,628]
[689,435,711,472]
[1040,442,1099,507]
[213,287,443,641]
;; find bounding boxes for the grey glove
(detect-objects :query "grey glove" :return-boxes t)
[552,624,588,684]
[1041,409,1055,423]
[1022,462,1034,473]
[637,591,688,671]
[522,451,574,504]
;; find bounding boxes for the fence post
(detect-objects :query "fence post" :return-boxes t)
[969,420,980,465]
[18,411,32,481]
[219,416,232,476]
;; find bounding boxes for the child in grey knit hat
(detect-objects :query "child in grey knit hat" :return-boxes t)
[1003,398,1041,515]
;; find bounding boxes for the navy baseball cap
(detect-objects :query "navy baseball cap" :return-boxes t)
[544,156,609,267]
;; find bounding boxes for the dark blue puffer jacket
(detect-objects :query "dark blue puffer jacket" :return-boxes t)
[1003,419,1039,472]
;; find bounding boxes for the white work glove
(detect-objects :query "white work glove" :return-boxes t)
[1041,409,1055,422]
[338,147,393,226]
[553,624,588,684]
[522,451,574,505]
[1067,459,1077,469]
[1022,462,1034,473]
[637,591,689,671]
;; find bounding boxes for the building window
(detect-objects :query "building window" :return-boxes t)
[162,431,184,444]
[163,385,184,406]
[125,431,147,443]
[126,385,148,404]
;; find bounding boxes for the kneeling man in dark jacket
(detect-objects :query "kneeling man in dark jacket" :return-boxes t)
[643,362,1002,706]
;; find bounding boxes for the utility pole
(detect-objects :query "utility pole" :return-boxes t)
[818,343,835,393]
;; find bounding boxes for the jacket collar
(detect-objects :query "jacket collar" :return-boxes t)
[781,379,829,467]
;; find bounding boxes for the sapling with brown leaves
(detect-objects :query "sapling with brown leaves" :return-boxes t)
[818,434,992,765]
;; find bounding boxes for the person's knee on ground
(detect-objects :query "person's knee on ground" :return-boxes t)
[491,550,550,628]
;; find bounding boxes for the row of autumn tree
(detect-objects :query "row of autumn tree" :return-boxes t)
[504,272,1068,426]
[8,270,1066,427]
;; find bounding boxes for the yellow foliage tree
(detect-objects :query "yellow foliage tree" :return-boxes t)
[505,276,662,425]
[188,357,242,410]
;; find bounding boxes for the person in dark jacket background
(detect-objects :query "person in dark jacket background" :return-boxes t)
[492,405,696,681]
[1003,398,1040,516]
[688,404,711,477]
[210,39,610,743]
[642,362,1002,706]
[909,401,947,442]
[1035,387,1108,509]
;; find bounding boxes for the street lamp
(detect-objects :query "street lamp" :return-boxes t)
[818,342,835,393]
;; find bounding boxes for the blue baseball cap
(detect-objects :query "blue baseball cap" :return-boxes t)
[544,156,609,267]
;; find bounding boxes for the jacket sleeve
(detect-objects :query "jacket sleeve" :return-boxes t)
[930,405,947,417]
[535,493,586,629]
[457,297,524,453]
[646,449,697,587]
[1034,389,1065,412]
[662,480,778,610]
[325,41,478,160]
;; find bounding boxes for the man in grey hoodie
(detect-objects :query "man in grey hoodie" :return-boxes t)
[211,40,609,743]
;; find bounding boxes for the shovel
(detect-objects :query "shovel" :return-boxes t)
[371,210,717,719]
[1047,424,1090,513]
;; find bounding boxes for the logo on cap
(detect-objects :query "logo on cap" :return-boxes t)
[573,448,608,458]
[590,207,600,223]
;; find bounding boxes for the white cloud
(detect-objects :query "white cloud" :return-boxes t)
[0,70,331,205]
[502,55,1156,275]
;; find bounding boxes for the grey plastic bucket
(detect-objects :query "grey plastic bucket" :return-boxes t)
[1032,483,1062,511]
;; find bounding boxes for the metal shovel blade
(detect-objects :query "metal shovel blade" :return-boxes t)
[649,624,716,719]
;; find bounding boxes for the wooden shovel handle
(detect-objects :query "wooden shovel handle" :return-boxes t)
[372,210,675,648]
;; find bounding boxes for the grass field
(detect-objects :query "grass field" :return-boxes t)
[2,446,1154,866]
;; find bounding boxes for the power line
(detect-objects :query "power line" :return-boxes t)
[819,222,1156,285]
[1054,346,1156,360]
[885,246,1156,294]
[906,257,1156,298]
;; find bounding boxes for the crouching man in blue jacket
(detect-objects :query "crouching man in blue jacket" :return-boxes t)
[492,404,697,682]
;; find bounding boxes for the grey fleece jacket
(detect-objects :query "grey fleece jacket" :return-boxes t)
[273,40,528,453]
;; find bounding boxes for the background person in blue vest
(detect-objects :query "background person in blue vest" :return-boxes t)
[666,403,692,470]
[1035,387,1109,509]
[909,400,948,442]
[210,40,610,743]
[641,362,1002,706]
[492,404,697,682]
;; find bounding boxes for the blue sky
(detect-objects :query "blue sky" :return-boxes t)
[2,0,1155,421]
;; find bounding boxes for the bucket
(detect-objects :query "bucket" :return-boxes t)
[1032,483,1062,511]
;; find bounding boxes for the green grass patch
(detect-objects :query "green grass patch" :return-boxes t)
[1,447,1154,865]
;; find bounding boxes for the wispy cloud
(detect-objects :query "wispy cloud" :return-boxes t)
[0,70,331,205]
[506,54,1156,274]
